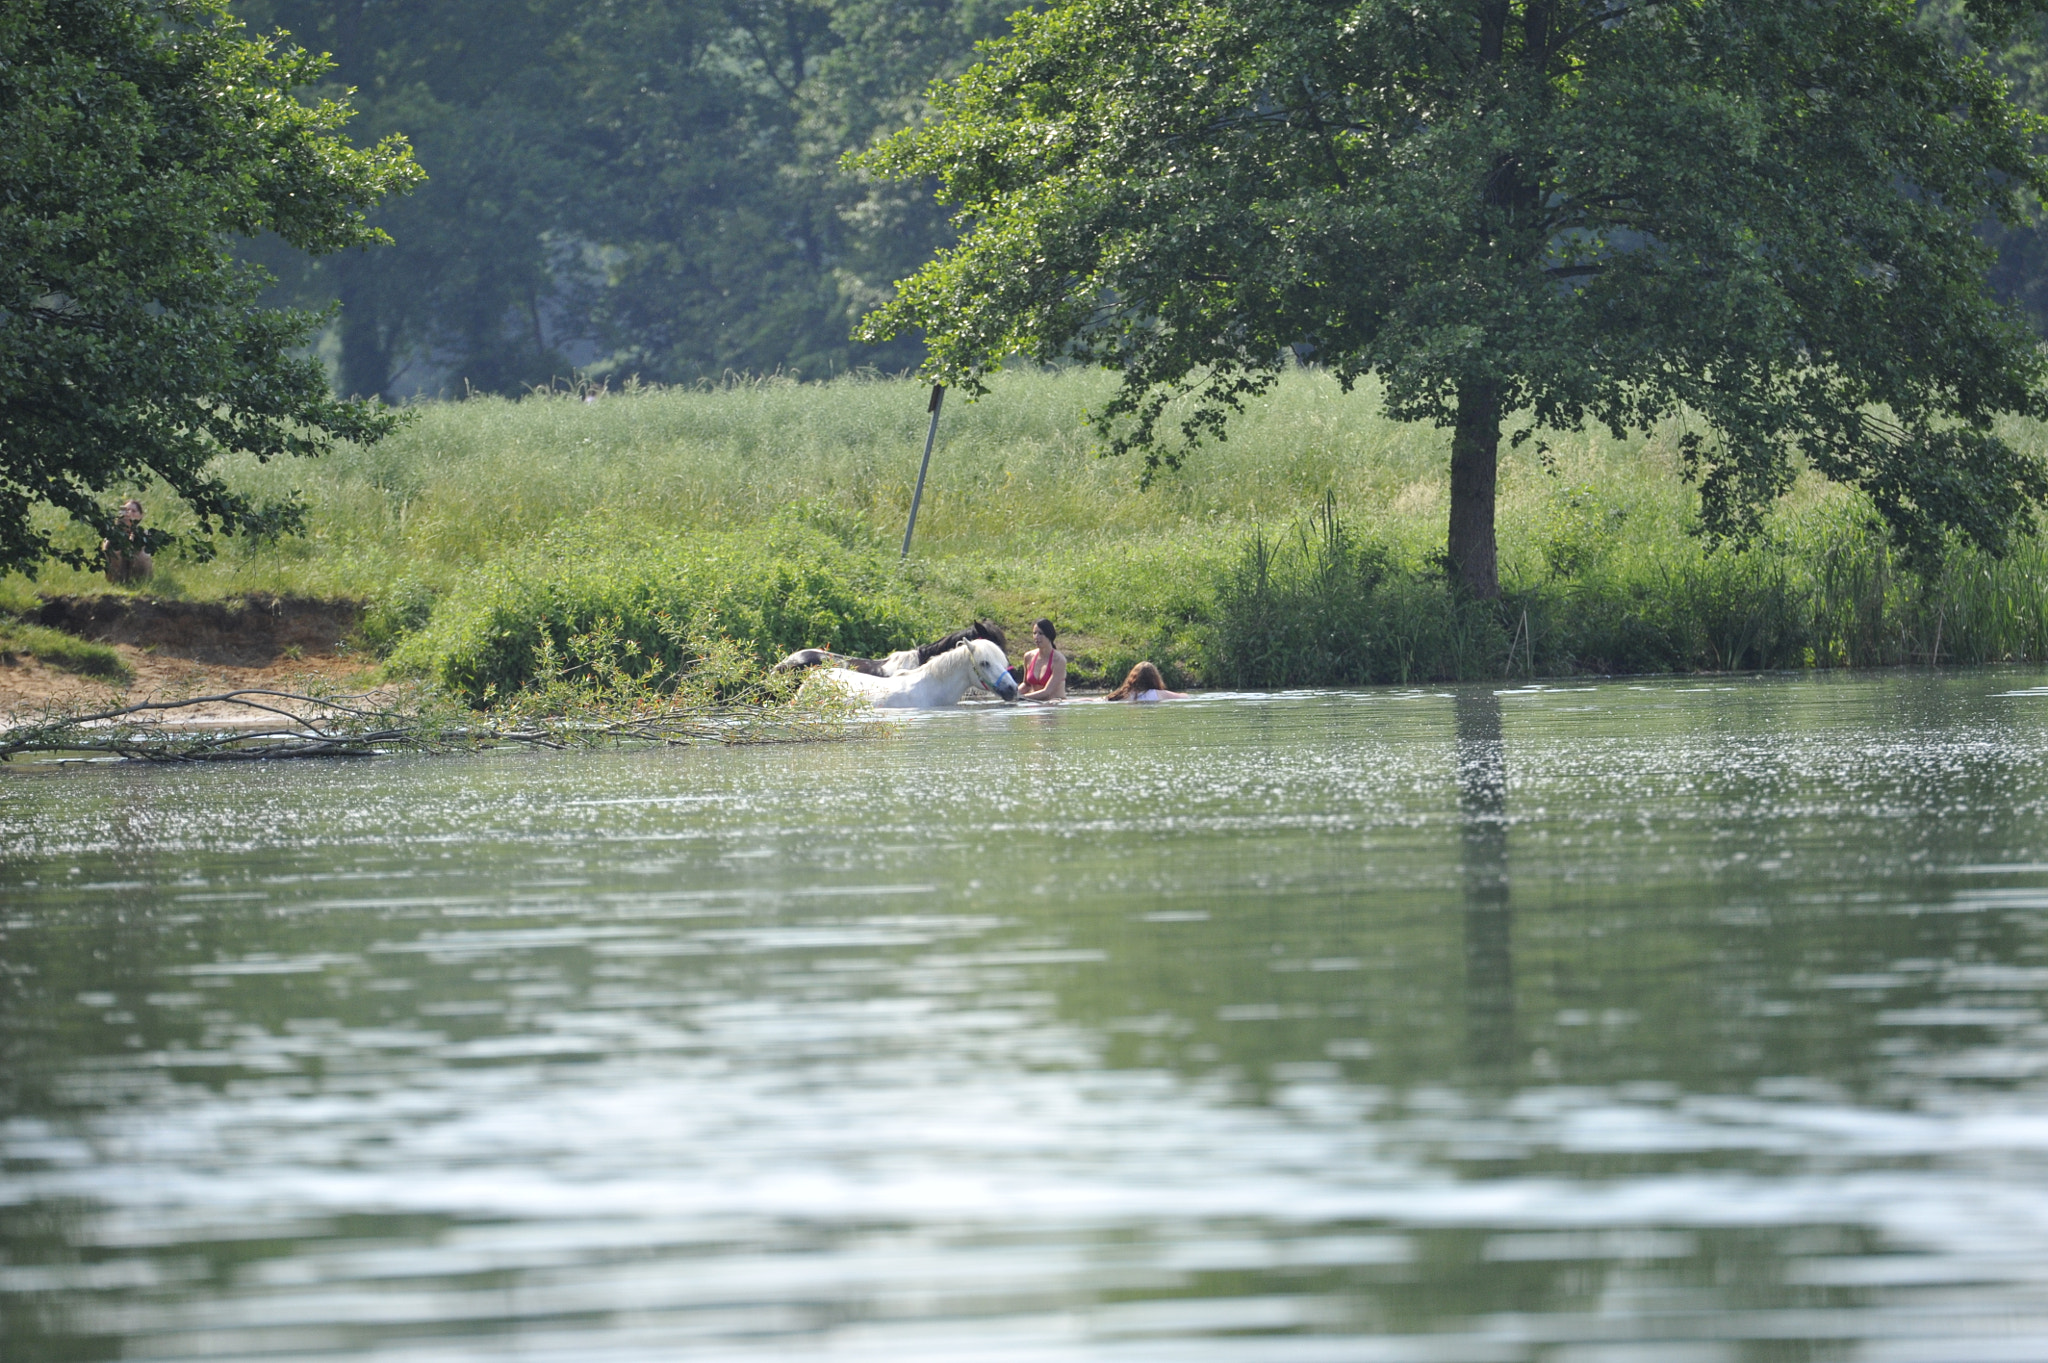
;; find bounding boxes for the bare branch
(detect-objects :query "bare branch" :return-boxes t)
[0,688,859,763]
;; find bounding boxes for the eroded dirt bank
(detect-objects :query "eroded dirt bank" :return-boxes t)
[4,594,380,713]
[32,594,362,666]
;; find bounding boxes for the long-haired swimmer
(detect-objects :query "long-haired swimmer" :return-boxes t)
[1105,661,1187,701]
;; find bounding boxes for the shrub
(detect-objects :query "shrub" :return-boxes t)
[392,519,940,705]
[356,576,439,657]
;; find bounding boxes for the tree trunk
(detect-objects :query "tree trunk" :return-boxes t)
[328,3,391,400]
[1478,1,1507,63]
[336,252,393,401]
[1448,379,1501,599]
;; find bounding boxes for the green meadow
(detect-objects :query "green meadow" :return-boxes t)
[11,366,2048,700]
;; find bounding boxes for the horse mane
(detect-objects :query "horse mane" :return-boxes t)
[921,637,1001,685]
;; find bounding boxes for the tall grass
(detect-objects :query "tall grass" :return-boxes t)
[20,367,1552,600]
[1207,494,1508,686]
[15,366,2048,692]
[1207,486,2048,685]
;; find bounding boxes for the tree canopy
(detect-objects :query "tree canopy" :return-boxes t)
[1927,0,2048,333]
[860,0,2048,596]
[0,0,421,575]
[196,0,2048,415]
[231,0,1006,398]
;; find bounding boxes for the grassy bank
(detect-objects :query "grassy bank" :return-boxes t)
[0,577,132,682]
[12,367,2048,697]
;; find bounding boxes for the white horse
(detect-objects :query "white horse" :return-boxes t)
[773,623,1003,677]
[808,637,1019,708]
[774,645,926,676]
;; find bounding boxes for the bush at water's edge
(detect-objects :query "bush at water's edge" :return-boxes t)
[389,519,941,706]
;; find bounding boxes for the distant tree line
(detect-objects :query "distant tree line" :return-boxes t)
[228,1,2048,402]
[232,0,1009,398]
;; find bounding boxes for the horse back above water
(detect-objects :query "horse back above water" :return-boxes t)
[803,637,1019,708]
[772,646,921,677]
[772,620,1006,680]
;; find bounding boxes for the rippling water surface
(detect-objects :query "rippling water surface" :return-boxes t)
[9,674,2048,1360]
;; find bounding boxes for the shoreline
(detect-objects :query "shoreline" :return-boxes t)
[1,591,379,718]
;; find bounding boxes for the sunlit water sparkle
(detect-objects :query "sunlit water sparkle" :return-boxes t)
[7,674,2048,1359]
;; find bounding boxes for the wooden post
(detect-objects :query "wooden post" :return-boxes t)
[901,384,945,560]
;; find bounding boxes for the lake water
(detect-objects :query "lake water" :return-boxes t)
[8,673,2048,1361]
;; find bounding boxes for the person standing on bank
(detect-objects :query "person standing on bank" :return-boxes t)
[102,499,153,584]
[1019,618,1067,701]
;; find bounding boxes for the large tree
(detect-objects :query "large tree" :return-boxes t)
[860,0,2048,597]
[0,0,420,575]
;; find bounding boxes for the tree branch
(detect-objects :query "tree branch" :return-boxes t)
[1553,3,1638,53]
[0,688,856,762]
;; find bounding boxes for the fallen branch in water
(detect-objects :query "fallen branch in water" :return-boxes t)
[0,684,860,762]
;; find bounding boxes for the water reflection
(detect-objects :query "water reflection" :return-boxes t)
[1456,689,1516,1082]
[6,678,2048,1359]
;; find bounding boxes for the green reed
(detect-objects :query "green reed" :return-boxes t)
[1206,488,2048,686]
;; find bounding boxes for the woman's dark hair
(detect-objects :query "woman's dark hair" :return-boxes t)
[1033,618,1057,644]
[1106,660,1165,701]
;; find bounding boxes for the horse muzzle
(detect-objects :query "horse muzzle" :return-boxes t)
[989,673,1020,702]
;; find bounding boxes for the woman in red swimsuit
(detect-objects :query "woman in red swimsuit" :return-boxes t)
[1019,618,1067,701]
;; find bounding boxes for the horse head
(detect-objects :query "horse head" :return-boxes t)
[966,638,1019,701]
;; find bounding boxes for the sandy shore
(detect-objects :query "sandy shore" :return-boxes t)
[0,644,388,724]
